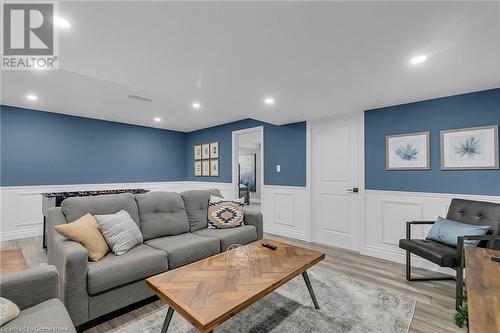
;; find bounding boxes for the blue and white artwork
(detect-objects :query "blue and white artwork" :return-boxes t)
[239,154,256,192]
[386,132,430,170]
[441,125,499,170]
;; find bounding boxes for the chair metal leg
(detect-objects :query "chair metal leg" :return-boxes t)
[406,250,455,281]
[161,307,174,333]
[406,250,411,281]
[302,271,320,309]
[456,264,464,311]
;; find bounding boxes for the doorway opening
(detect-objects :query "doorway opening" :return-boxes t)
[232,126,264,213]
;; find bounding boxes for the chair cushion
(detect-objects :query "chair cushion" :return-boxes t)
[2,299,76,333]
[181,189,223,232]
[399,239,458,267]
[145,233,220,269]
[426,216,490,247]
[135,192,190,240]
[61,193,140,226]
[87,244,167,295]
[194,225,258,251]
[446,198,500,249]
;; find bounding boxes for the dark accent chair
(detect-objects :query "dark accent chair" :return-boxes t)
[399,198,500,310]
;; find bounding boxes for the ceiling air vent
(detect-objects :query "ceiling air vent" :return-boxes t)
[128,94,152,102]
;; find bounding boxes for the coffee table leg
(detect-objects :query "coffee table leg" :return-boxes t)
[302,271,320,309]
[161,306,174,333]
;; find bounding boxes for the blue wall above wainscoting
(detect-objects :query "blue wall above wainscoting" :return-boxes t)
[185,119,307,186]
[0,105,187,186]
[365,88,500,196]
[1,105,307,187]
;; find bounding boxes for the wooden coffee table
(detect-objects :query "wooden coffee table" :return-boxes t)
[146,239,325,332]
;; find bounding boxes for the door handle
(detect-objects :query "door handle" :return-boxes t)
[346,187,359,193]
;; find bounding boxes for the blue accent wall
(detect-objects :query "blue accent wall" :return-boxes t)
[1,106,306,187]
[1,105,187,186]
[186,119,307,186]
[365,88,500,196]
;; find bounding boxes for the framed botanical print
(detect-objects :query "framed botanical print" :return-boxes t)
[202,144,210,159]
[202,160,210,176]
[194,145,202,160]
[441,125,499,170]
[194,161,202,176]
[210,159,219,176]
[386,131,430,170]
[210,142,219,159]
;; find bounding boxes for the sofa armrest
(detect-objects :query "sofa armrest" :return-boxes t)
[244,210,263,240]
[0,265,58,310]
[405,221,435,240]
[47,207,90,326]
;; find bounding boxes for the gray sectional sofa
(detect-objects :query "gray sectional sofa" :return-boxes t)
[0,266,76,332]
[47,189,263,327]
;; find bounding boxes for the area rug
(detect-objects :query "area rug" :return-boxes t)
[112,264,415,333]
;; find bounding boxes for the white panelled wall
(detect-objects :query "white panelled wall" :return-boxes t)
[0,182,233,241]
[363,190,500,274]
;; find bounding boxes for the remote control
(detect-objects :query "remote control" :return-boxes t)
[262,242,277,250]
[492,256,500,263]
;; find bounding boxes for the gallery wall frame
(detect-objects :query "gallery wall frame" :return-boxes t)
[194,141,220,176]
[385,131,430,170]
[440,125,499,170]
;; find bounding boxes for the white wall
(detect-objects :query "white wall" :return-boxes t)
[0,181,233,241]
[262,185,311,241]
[363,189,500,273]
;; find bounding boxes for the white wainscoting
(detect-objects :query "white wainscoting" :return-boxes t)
[262,185,311,242]
[0,181,233,241]
[363,189,500,274]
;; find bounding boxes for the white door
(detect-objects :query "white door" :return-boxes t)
[311,114,360,250]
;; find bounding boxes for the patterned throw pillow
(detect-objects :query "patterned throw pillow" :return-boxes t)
[208,196,245,229]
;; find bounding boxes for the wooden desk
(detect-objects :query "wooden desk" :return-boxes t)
[465,247,500,333]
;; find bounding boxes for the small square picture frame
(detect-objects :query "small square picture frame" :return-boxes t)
[202,144,210,159]
[210,159,219,176]
[194,145,202,160]
[194,160,202,176]
[209,142,219,159]
[202,160,210,176]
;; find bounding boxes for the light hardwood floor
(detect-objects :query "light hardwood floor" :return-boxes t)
[0,234,464,333]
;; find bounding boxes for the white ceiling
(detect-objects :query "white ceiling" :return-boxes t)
[2,1,499,132]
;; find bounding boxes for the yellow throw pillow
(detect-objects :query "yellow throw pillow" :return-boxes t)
[55,213,109,261]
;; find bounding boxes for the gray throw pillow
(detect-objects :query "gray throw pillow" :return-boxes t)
[95,210,143,255]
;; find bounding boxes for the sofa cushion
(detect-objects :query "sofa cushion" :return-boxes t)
[135,192,190,240]
[87,244,167,295]
[145,233,220,269]
[399,239,458,267]
[181,189,222,232]
[194,225,258,251]
[207,196,245,229]
[61,193,140,226]
[2,299,76,333]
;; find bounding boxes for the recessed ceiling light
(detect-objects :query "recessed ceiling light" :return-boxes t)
[26,94,37,101]
[410,55,427,65]
[192,102,201,110]
[264,97,275,105]
[54,16,71,28]
[154,117,161,123]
